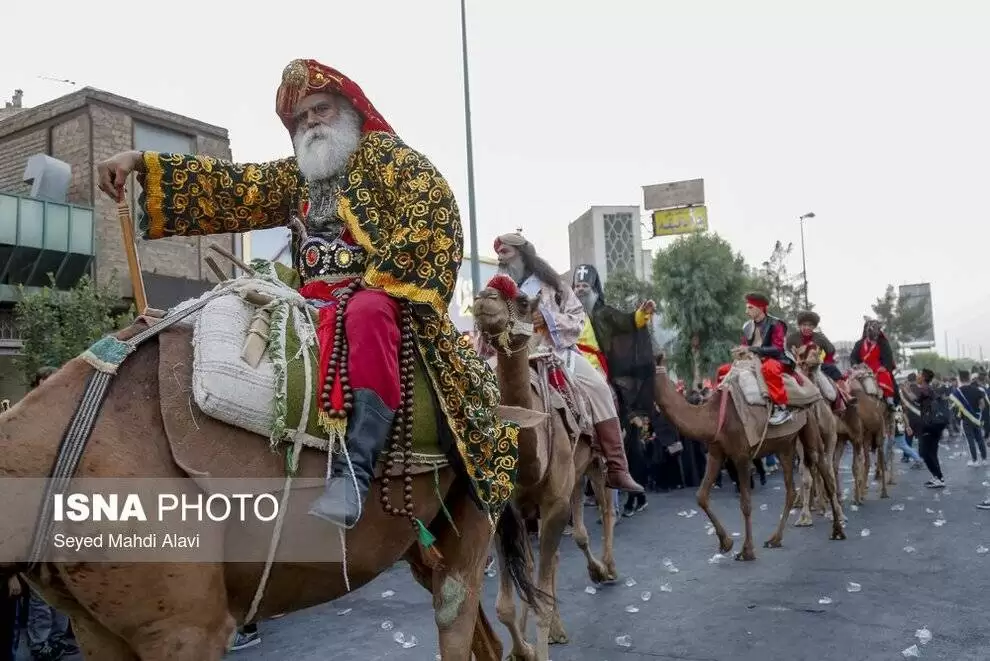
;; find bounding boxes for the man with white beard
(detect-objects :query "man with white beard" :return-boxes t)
[494,233,644,493]
[96,59,519,536]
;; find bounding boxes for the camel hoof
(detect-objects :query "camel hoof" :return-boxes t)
[507,643,537,661]
[880,492,890,499]
[734,551,756,561]
[587,560,611,584]
[831,529,847,541]
[719,538,734,555]
[763,539,783,549]
[794,516,813,527]
[549,628,569,645]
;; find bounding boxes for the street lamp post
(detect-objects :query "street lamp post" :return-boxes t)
[460,0,481,295]
[799,212,815,309]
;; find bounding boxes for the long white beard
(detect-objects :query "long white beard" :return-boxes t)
[293,104,362,181]
[498,260,526,284]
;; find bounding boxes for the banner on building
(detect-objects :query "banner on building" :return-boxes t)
[652,206,708,237]
[898,282,936,348]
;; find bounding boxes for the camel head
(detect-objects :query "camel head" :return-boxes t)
[794,343,822,373]
[473,274,534,353]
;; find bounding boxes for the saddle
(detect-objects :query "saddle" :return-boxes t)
[847,365,881,398]
[161,265,451,479]
[721,356,822,410]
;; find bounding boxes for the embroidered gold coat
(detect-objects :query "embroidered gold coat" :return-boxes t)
[137,131,519,524]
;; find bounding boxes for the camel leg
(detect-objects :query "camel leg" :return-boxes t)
[812,437,847,541]
[54,562,235,661]
[588,463,618,582]
[766,443,797,547]
[405,545,503,661]
[495,535,536,661]
[877,443,891,499]
[733,455,757,561]
[852,440,867,505]
[833,438,845,503]
[569,468,610,584]
[428,489,503,661]
[531,502,569,660]
[794,442,814,527]
[547,547,567,645]
[697,447,733,555]
[25,576,137,661]
[862,442,873,500]
[885,433,898,486]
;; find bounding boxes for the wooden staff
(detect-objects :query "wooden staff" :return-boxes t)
[116,199,149,315]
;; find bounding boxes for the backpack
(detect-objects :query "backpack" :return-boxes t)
[923,393,950,429]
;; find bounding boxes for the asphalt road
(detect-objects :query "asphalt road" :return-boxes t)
[225,431,990,661]
[31,431,987,661]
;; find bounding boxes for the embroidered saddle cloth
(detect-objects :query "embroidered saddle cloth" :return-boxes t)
[167,264,447,470]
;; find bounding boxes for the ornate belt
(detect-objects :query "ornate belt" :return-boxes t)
[298,235,366,285]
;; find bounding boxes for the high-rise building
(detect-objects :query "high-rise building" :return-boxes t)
[568,205,651,286]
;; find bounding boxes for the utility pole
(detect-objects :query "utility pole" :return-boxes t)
[798,212,815,309]
[944,330,949,357]
[460,0,481,295]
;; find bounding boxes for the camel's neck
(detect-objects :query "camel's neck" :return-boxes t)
[495,347,532,409]
[654,369,718,442]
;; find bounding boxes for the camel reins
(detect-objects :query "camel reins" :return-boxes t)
[24,286,238,572]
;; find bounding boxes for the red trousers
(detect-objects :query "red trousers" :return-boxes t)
[874,367,894,398]
[301,283,401,411]
[716,358,789,407]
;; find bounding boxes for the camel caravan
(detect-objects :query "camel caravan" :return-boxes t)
[0,59,909,660]
[0,260,905,661]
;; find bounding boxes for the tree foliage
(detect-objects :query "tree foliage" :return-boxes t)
[748,240,811,324]
[908,352,986,379]
[870,284,931,359]
[653,232,749,386]
[13,273,133,386]
[602,270,662,313]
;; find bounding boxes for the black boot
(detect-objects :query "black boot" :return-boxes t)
[309,389,395,527]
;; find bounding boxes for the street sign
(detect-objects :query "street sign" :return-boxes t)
[652,206,708,237]
[643,179,704,210]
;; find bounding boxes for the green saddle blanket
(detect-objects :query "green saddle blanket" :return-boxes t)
[263,262,446,463]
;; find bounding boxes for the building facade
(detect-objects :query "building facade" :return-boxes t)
[0,87,241,400]
[568,205,651,286]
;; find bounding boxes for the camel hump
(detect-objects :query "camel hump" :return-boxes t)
[498,405,549,430]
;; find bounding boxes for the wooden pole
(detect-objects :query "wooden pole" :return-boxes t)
[116,199,148,315]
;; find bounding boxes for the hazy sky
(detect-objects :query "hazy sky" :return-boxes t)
[3,0,988,355]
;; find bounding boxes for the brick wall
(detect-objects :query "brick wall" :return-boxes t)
[50,113,92,205]
[0,88,238,298]
[0,128,47,195]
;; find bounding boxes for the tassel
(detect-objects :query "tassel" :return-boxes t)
[413,518,445,571]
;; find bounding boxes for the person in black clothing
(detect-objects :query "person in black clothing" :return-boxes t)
[949,369,987,465]
[913,369,948,488]
[0,570,28,661]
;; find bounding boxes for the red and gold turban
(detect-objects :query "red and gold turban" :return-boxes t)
[275,58,395,135]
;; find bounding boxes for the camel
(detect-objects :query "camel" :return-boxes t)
[472,278,573,661]
[846,370,894,499]
[791,345,847,526]
[653,353,845,560]
[0,315,548,660]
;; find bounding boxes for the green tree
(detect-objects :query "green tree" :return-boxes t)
[13,273,133,385]
[870,284,931,360]
[602,269,662,313]
[749,240,812,324]
[909,352,984,379]
[653,232,750,386]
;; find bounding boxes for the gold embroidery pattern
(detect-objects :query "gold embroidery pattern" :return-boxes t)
[137,134,519,519]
